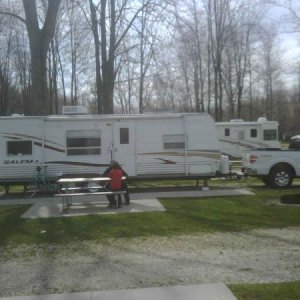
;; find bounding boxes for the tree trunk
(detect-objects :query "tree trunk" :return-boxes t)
[22,0,61,115]
[29,37,49,115]
[102,61,115,114]
[89,0,103,114]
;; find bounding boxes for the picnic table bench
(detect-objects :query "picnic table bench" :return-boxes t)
[54,176,126,211]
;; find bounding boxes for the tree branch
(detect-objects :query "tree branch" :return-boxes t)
[0,11,26,24]
[115,1,151,51]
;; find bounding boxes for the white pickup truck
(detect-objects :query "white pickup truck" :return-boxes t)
[242,135,300,188]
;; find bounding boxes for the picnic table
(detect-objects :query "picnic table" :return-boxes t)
[55,176,126,211]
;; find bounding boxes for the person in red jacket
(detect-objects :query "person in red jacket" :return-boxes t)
[108,163,123,190]
[104,160,125,208]
[103,160,130,207]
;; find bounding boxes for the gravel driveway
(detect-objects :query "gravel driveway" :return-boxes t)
[0,227,299,297]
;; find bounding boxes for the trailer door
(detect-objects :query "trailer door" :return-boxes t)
[112,122,136,176]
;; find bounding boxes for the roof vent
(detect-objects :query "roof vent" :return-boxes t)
[62,106,88,114]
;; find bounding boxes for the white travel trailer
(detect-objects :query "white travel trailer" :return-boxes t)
[0,111,227,187]
[216,117,281,159]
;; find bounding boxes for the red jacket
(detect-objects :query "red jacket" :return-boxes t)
[108,168,123,190]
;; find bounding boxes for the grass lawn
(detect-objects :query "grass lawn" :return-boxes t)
[229,281,300,300]
[0,184,299,246]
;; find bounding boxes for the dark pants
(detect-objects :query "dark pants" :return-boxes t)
[122,182,130,205]
[106,191,121,208]
[106,183,130,205]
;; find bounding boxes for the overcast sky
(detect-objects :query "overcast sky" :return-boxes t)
[265,3,300,86]
[271,4,300,57]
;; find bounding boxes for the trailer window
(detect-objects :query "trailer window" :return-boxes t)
[225,128,230,136]
[66,130,101,155]
[163,134,185,149]
[7,140,32,155]
[250,129,257,138]
[120,128,129,144]
[263,129,277,141]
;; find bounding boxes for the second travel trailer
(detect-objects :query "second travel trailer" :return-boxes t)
[0,109,229,188]
[216,117,281,159]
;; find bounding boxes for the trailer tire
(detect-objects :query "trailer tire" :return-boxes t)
[269,165,294,189]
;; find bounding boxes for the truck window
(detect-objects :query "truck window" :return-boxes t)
[163,134,185,149]
[289,137,300,149]
[250,129,257,138]
[7,140,32,155]
[263,129,277,141]
[66,130,101,155]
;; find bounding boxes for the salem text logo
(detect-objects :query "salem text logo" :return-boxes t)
[4,160,39,164]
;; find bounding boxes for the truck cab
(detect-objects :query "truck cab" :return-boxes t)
[289,135,300,150]
[243,135,300,188]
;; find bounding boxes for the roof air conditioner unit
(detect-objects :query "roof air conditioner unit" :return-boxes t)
[62,106,88,114]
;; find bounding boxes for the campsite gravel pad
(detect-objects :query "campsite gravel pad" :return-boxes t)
[0,228,299,297]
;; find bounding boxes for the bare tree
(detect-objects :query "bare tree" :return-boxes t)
[0,28,12,115]
[222,6,259,119]
[138,0,155,113]
[88,0,103,113]
[259,24,281,119]
[205,0,231,121]
[87,0,152,114]
[115,39,136,114]
[173,0,208,113]
[14,31,31,114]
[48,39,59,113]
[22,0,61,115]
[135,0,166,113]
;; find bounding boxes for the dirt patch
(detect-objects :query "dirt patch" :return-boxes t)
[0,227,299,297]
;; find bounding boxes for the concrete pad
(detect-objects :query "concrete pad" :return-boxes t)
[0,292,91,300]
[0,283,237,300]
[0,197,54,206]
[130,188,254,200]
[91,283,237,300]
[21,197,165,219]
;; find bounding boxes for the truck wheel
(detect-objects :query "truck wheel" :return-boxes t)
[269,166,294,189]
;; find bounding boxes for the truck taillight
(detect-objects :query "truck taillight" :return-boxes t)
[250,154,257,163]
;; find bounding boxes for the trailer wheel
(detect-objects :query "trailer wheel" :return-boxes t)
[269,165,294,189]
